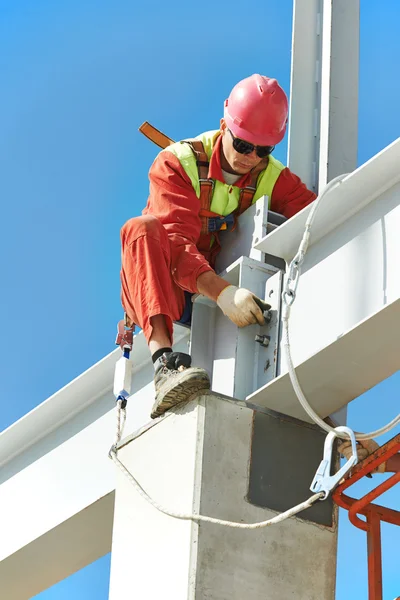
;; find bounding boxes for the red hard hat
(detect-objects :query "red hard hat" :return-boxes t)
[224,74,288,146]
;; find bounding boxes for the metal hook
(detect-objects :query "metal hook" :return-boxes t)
[310,426,358,499]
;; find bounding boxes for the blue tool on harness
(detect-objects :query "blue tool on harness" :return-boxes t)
[207,213,236,232]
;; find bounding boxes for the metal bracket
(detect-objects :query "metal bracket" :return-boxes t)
[190,256,282,400]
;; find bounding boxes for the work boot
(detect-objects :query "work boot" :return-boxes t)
[151,351,210,419]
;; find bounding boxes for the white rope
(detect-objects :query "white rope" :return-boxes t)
[109,403,324,529]
[282,175,400,441]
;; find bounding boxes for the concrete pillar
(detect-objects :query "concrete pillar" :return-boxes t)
[109,394,337,600]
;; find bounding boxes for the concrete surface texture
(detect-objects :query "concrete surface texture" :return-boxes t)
[109,394,337,600]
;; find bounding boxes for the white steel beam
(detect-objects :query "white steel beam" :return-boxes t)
[0,325,190,599]
[255,137,400,263]
[248,297,400,422]
[0,493,114,600]
[249,139,400,421]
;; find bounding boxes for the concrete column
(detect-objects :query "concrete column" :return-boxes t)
[109,394,337,600]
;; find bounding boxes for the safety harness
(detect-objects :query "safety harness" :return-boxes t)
[139,122,268,234]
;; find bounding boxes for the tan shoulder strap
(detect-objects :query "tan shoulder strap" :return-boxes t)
[139,121,175,149]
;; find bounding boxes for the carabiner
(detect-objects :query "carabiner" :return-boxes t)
[115,318,134,357]
[310,426,358,499]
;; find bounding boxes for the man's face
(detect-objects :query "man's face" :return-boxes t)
[220,118,264,175]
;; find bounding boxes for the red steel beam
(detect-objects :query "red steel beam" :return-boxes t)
[334,435,400,519]
[367,511,383,600]
[348,471,400,531]
[335,435,400,491]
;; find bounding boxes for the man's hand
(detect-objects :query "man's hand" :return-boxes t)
[338,438,386,473]
[216,285,271,327]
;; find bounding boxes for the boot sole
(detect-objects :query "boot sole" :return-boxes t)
[151,370,210,419]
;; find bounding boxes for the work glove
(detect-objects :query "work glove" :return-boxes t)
[216,285,271,327]
[338,439,386,474]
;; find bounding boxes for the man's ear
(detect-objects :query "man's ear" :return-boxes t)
[220,118,227,133]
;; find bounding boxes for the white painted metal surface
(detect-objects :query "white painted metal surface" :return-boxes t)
[0,326,190,599]
[191,256,281,401]
[287,0,320,191]
[215,195,269,272]
[318,0,359,187]
[255,137,400,263]
[248,298,400,421]
[0,324,186,469]
[250,145,400,420]
[1,494,114,600]
[288,0,359,191]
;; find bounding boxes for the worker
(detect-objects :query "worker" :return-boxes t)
[120,74,316,419]
[339,439,400,474]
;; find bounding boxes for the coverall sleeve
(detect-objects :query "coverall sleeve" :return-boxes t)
[144,151,214,293]
[270,167,317,218]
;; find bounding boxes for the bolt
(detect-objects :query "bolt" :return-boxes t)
[255,334,270,347]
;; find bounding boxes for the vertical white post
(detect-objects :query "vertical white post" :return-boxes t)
[287,0,321,192]
[288,0,359,191]
[319,0,360,187]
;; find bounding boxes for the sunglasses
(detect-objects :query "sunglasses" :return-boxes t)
[228,128,274,158]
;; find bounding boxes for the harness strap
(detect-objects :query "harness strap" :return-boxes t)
[237,158,269,215]
[139,121,175,149]
[185,139,269,233]
[183,139,214,235]
[139,124,268,231]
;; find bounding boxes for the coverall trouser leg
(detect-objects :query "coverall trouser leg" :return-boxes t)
[120,215,186,343]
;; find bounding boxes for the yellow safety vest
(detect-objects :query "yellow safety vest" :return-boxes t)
[165,130,285,233]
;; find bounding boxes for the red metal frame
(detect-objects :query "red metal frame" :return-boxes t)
[333,434,400,600]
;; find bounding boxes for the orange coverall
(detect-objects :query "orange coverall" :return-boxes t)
[121,135,316,343]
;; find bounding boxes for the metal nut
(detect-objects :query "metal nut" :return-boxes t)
[255,334,270,347]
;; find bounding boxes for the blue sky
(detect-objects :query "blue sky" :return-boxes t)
[0,0,399,598]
